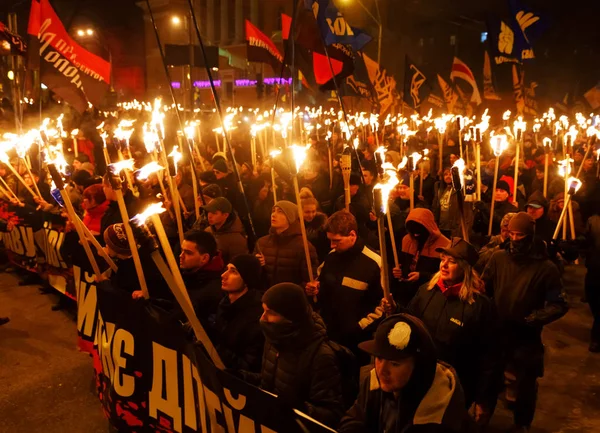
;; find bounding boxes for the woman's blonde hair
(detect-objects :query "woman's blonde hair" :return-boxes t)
[427,255,484,304]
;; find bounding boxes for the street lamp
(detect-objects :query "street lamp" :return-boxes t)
[86,28,94,36]
[341,0,382,64]
[77,29,85,37]
[171,16,181,26]
[74,27,114,92]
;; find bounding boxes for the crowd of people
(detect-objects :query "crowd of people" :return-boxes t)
[1,115,599,433]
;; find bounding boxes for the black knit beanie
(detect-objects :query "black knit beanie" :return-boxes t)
[262,283,311,323]
[230,254,262,291]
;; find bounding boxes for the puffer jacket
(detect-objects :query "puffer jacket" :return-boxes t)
[397,209,450,303]
[206,212,248,264]
[257,313,345,427]
[254,221,319,289]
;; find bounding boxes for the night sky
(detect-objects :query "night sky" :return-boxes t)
[2,0,599,106]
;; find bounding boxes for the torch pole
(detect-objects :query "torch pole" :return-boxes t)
[0,181,17,203]
[374,189,391,301]
[73,137,79,158]
[0,176,21,204]
[409,173,415,212]
[293,176,316,298]
[5,163,39,199]
[148,216,225,370]
[22,159,42,198]
[169,176,185,245]
[512,137,521,207]
[438,132,443,175]
[109,175,149,299]
[568,201,576,240]
[386,210,399,267]
[488,157,500,237]
[543,153,549,198]
[553,195,572,240]
[77,215,118,272]
[451,166,469,242]
[271,167,278,202]
[47,164,101,276]
[476,142,481,201]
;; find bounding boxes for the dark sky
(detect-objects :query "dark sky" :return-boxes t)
[3,0,599,104]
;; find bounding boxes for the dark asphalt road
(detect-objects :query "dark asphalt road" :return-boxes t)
[0,265,598,433]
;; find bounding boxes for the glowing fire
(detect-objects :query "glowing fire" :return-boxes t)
[131,202,167,226]
[136,161,165,180]
[109,159,135,174]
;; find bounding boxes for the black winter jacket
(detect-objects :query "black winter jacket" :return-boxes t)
[214,290,264,372]
[316,238,383,346]
[483,242,568,345]
[244,313,345,427]
[183,255,225,325]
[408,284,499,406]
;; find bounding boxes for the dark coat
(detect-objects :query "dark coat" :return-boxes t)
[483,242,568,346]
[255,313,345,427]
[254,221,319,289]
[414,174,436,208]
[183,254,225,325]
[316,238,382,348]
[408,284,499,406]
[214,290,264,372]
[206,212,248,264]
[338,363,467,433]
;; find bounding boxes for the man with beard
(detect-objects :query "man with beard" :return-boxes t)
[179,230,225,325]
[243,283,345,427]
[305,211,382,361]
[483,213,568,433]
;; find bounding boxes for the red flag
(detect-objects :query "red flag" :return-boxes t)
[245,19,284,73]
[27,0,111,112]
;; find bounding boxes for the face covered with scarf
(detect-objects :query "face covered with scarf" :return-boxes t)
[406,220,430,247]
[507,212,535,257]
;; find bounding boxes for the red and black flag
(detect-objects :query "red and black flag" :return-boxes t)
[245,19,285,75]
[0,21,26,56]
[27,0,111,112]
[282,10,354,92]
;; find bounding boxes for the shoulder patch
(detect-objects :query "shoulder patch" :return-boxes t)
[361,246,381,267]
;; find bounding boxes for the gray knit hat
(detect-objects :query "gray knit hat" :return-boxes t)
[274,200,298,224]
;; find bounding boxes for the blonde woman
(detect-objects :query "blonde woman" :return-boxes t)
[383,238,498,425]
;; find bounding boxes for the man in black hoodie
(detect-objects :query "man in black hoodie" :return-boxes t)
[483,212,568,433]
[524,191,555,245]
[214,254,264,372]
[179,230,225,325]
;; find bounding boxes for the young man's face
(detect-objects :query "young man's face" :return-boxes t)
[397,184,410,200]
[327,230,356,253]
[73,160,82,171]
[213,169,227,180]
[207,210,228,228]
[375,356,415,393]
[362,169,375,186]
[179,240,209,272]
[221,264,245,293]
[583,158,594,171]
[443,170,452,185]
[270,207,290,231]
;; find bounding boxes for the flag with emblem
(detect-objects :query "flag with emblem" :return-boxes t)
[509,0,547,45]
[363,53,397,114]
[0,21,26,56]
[483,51,501,100]
[437,74,459,113]
[304,0,372,51]
[403,56,430,110]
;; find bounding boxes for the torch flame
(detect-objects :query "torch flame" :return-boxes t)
[542,137,552,148]
[568,177,582,194]
[557,158,573,178]
[269,149,282,158]
[503,111,511,121]
[452,158,466,190]
[131,202,167,226]
[109,159,135,174]
[373,169,399,214]
[491,134,509,157]
[290,144,310,173]
[398,156,408,170]
[136,161,165,180]
[410,152,422,171]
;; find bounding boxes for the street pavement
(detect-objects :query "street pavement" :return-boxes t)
[0,265,598,433]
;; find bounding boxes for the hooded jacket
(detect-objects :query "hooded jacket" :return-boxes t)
[254,221,319,289]
[316,238,383,346]
[483,240,568,345]
[398,209,450,299]
[245,313,345,427]
[338,362,467,433]
[82,200,110,235]
[206,212,248,264]
[214,289,264,372]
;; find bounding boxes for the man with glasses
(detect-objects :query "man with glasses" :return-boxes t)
[305,211,382,362]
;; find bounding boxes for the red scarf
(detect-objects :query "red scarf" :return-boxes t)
[436,279,463,298]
